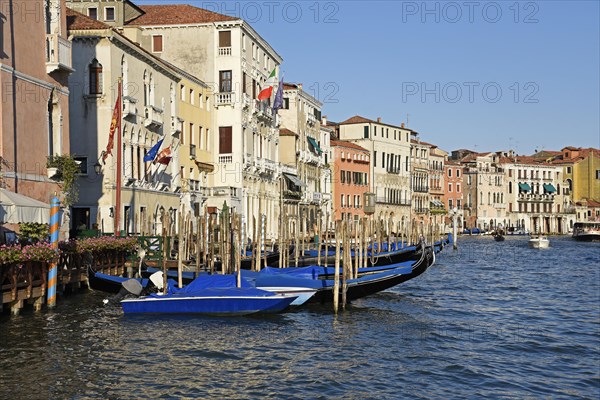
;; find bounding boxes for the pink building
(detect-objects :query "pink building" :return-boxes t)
[331,140,370,222]
[0,0,71,211]
[443,161,464,226]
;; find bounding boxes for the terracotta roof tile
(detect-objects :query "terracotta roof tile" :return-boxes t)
[127,4,238,26]
[339,115,376,125]
[283,83,298,90]
[331,140,369,152]
[67,8,110,30]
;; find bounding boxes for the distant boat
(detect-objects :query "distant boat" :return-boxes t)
[493,233,505,242]
[572,222,600,242]
[529,235,550,249]
[120,275,299,316]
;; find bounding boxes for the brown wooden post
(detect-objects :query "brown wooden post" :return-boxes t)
[333,220,340,313]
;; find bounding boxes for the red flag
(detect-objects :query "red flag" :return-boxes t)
[154,146,172,165]
[102,92,121,163]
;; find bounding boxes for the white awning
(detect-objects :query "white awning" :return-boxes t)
[0,189,50,224]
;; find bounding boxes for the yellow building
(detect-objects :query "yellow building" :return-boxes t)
[555,147,600,203]
[174,73,214,215]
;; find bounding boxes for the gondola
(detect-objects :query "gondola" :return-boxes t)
[246,245,435,304]
[120,275,300,315]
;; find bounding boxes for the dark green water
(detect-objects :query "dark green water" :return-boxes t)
[1,236,599,399]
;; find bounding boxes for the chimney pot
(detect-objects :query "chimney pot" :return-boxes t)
[377,117,381,123]
[401,122,405,128]
[298,83,303,91]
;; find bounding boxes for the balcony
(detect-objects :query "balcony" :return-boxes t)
[412,186,429,193]
[123,96,137,118]
[218,47,232,56]
[518,193,555,203]
[307,113,317,126]
[375,197,412,206]
[216,92,235,106]
[258,158,277,175]
[242,93,252,110]
[218,154,233,164]
[46,34,73,74]
[254,100,273,121]
[189,144,196,160]
[144,106,164,129]
[386,166,400,174]
[170,116,183,136]
[211,186,239,199]
[560,206,576,214]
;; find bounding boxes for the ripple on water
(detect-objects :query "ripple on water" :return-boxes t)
[1,237,599,399]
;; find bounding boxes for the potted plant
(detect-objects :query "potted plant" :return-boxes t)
[46,154,80,207]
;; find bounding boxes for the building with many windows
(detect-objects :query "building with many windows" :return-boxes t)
[443,161,464,227]
[68,9,210,234]
[459,152,507,231]
[278,83,326,230]
[331,141,370,222]
[67,0,283,240]
[338,116,412,226]
[410,136,431,223]
[428,145,447,226]
[1,0,72,234]
[501,155,573,234]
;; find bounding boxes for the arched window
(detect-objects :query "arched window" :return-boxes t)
[89,59,103,95]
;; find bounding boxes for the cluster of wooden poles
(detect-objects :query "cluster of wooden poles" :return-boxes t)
[155,206,444,313]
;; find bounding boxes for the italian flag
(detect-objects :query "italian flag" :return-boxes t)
[257,67,277,101]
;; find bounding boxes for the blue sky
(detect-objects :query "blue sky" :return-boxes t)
[138,1,600,154]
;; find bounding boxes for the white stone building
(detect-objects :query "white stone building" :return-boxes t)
[338,116,412,226]
[500,154,574,234]
[68,9,187,234]
[67,1,283,238]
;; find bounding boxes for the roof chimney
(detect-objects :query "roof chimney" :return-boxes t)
[401,122,405,128]
[298,83,303,91]
[377,117,382,123]
[322,115,327,126]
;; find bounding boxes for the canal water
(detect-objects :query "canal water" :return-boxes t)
[1,236,598,399]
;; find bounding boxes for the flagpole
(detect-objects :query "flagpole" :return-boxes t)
[115,78,123,237]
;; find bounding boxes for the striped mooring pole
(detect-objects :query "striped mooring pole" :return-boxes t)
[47,196,61,308]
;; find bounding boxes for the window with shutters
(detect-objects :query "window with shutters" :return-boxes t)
[283,98,289,109]
[363,125,369,138]
[219,31,231,47]
[89,59,103,95]
[219,126,232,154]
[152,35,163,52]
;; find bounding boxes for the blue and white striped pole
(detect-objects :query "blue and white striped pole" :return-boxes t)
[47,196,60,308]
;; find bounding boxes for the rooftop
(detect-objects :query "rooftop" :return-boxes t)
[127,4,238,26]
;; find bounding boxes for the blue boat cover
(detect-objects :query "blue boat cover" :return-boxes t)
[159,274,277,298]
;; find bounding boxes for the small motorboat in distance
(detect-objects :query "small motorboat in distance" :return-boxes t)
[528,234,550,249]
